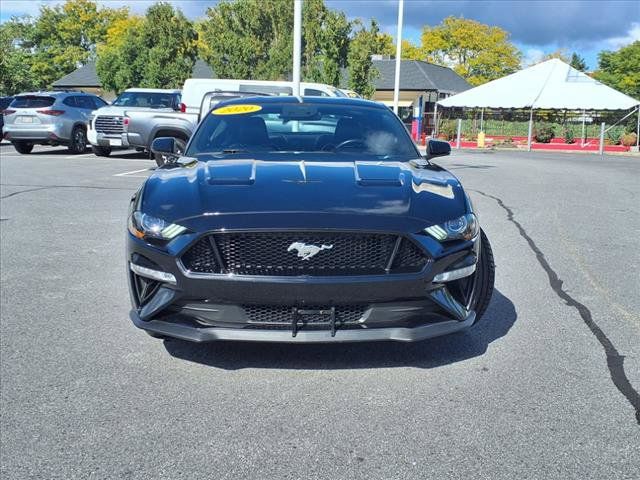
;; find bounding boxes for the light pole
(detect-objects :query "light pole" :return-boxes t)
[392,0,404,115]
[292,0,302,98]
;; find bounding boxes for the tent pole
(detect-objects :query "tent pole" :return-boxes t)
[433,101,438,137]
[456,118,462,149]
[527,109,533,152]
[480,108,484,132]
[599,122,605,156]
[581,109,586,147]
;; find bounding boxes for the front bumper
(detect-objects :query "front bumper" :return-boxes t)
[88,130,144,149]
[130,309,476,343]
[127,230,480,343]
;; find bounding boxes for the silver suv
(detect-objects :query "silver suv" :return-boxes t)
[2,91,108,154]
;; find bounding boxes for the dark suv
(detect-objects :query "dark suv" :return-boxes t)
[2,91,107,154]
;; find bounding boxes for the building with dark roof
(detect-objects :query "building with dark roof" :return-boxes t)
[51,60,215,100]
[371,58,470,137]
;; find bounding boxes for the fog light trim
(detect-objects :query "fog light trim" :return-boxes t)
[130,262,176,285]
[433,264,476,283]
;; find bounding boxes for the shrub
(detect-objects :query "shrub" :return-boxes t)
[534,123,555,143]
[620,132,637,146]
[606,130,620,145]
[439,120,457,141]
[564,128,575,144]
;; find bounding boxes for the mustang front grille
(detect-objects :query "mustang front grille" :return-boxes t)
[94,116,124,134]
[180,232,429,276]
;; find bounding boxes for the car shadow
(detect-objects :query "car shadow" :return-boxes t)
[446,163,497,170]
[107,150,151,160]
[163,288,517,370]
[19,148,73,155]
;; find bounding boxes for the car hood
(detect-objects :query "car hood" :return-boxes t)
[140,156,468,233]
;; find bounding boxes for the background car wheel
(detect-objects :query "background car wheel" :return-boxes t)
[68,126,87,154]
[470,229,495,322]
[12,141,34,154]
[91,145,111,157]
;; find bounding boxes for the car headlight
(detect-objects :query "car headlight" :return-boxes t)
[128,212,187,240]
[424,213,479,242]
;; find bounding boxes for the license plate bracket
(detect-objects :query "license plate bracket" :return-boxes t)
[291,306,336,337]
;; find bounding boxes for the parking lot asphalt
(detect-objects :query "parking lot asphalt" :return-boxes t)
[1,143,639,479]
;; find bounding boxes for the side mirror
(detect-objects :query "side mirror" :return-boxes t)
[425,139,451,159]
[150,137,185,165]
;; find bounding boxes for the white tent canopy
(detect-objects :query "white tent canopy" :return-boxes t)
[438,58,639,111]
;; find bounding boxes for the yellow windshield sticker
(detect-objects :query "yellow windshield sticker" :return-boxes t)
[212,104,262,115]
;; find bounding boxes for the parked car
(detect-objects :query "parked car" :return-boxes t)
[127,96,495,344]
[0,96,15,138]
[2,91,107,154]
[87,88,195,165]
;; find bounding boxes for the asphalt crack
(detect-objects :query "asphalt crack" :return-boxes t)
[0,184,135,200]
[474,189,640,425]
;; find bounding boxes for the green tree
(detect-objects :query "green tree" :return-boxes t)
[593,41,640,99]
[401,39,423,60]
[198,0,351,85]
[0,17,38,94]
[198,0,293,80]
[30,0,127,88]
[96,3,197,92]
[373,32,395,56]
[570,52,587,71]
[96,16,146,93]
[347,19,381,98]
[139,3,198,88]
[302,0,350,86]
[420,17,521,85]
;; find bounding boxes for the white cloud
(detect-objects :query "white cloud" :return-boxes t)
[523,48,545,66]
[605,22,640,50]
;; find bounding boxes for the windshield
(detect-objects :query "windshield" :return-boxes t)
[112,92,178,109]
[186,102,419,161]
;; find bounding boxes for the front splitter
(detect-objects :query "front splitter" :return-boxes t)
[130,310,476,343]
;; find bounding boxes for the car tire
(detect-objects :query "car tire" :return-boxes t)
[91,145,111,157]
[12,141,34,154]
[68,126,87,154]
[470,229,495,322]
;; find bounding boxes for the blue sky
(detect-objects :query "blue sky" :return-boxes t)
[2,0,639,70]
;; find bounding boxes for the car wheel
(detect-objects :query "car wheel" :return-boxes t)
[446,229,495,324]
[12,141,34,154]
[91,145,111,157]
[68,126,87,154]
[469,229,495,322]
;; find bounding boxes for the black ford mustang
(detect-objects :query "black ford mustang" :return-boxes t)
[127,97,494,343]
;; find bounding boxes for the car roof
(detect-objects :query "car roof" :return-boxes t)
[124,88,181,94]
[217,95,386,109]
[14,91,96,97]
